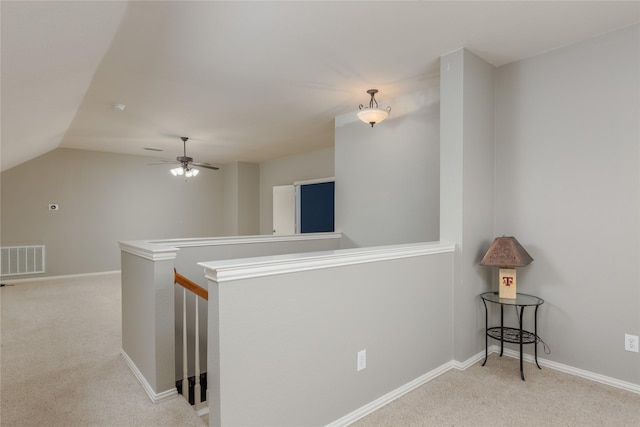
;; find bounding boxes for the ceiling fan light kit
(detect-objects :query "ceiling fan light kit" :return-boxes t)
[170,166,199,177]
[357,89,391,127]
[170,167,199,177]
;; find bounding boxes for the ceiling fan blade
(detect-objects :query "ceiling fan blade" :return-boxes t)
[192,162,220,170]
[148,161,180,165]
[146,137,219,171]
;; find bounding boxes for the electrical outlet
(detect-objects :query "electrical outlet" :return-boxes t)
[625,334,639,353]
[357,349,367,371]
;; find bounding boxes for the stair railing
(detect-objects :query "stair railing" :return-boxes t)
[174,269,208,412]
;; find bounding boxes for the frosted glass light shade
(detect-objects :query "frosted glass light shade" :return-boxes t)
[357,107,390,127]
[185,168,199,178]
[170,167,184,176]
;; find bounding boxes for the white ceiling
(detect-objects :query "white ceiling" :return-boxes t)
[2,1,638,171]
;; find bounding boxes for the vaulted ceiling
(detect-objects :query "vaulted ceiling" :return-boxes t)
[2,1,638,171]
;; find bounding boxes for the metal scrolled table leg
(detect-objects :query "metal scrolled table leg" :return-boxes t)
[500,304,504,357]
[519,305,525,381]
[534,304,541,369]
[482,298,489,366]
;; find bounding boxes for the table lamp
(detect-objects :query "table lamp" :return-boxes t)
[480,236,533,299]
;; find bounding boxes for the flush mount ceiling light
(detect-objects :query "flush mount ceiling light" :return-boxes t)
[357,89,391,127]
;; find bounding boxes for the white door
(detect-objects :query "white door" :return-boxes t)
[272,185,295,235]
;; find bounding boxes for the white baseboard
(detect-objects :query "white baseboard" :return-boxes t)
[327,347,639,426]
[325,360,456,427]
[1,270,121,284]
[452,349,487,370]
[495,346,640,394]
[120,350,178,403]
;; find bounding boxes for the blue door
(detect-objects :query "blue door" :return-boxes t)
[300,182,334,233]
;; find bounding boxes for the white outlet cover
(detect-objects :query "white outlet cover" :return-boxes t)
[357,349,367,371]
[625,334,639,353]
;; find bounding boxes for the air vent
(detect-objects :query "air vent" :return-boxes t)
[0,245,45,276]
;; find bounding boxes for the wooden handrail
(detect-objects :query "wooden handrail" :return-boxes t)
[174,269,208,300]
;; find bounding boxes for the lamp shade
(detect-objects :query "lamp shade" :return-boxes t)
[480,236,533,267]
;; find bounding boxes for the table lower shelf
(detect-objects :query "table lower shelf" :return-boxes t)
[487,327,539,344]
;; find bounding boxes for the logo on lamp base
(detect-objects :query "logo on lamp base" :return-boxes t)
[499,268,517,299]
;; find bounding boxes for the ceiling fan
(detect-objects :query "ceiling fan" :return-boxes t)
[151,136,219,177]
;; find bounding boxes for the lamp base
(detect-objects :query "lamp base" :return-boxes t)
[499,268,517,299]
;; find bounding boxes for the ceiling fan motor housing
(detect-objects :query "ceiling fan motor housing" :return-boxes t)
[177,156,193,163]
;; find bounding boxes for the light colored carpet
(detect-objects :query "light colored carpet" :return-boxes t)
[0,273,205,427]
[352,353,640,427]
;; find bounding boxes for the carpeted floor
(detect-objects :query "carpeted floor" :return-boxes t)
[352,353,639,426]
[2,273,638,427]
[0,273,205,427]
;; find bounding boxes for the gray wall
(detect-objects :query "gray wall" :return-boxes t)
[440,49,496,362]
[494,25,640,384]
[221,161,259,236]
[237,162,260,235]
[222,162,239,236]
[334,89,440,248]
[259,147,335,235]
[121,250,177,398]
[2,144,333,277]
[0,148,224,277]
[208,249,453,427]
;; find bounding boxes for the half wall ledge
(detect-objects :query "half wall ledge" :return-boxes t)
[199,241,456,283]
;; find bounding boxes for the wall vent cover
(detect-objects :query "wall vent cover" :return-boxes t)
[1,245,45,276]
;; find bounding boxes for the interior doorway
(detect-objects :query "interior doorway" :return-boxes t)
[272,178,335,235]
[272,185,295,235]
